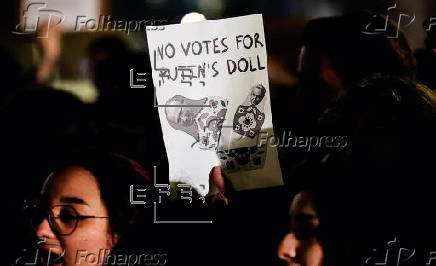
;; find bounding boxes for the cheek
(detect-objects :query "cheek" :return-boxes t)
[62,221,113,266]
[301,241,324,266]
[180,112,190,121]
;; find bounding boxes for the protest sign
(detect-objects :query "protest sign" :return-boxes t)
[147,14,283,195]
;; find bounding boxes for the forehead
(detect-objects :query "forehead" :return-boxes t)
[42,166,102,204]
[290,191,317,217]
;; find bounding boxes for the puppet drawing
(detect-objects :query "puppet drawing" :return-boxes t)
[233,84,266,139]
[165,95,228,150]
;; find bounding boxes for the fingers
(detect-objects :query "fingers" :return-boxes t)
[210,166,226,192]
[208,166,234,207]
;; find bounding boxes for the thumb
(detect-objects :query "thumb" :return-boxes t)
[210,166,226,192]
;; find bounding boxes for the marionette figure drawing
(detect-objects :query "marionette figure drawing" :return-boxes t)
[233,84,266,139]
[165,95,228,150]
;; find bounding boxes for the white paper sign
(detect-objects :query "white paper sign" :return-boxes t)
[147,14,283,195]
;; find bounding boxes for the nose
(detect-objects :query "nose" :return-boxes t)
[278,233,300,264]
[35,217,56,241]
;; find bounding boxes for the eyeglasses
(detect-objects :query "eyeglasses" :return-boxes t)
[49,205,110,236]
[26,202,109,236]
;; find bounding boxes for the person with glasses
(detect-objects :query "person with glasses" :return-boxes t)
[24,151,152,266]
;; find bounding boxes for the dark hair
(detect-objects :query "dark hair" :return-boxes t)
[51,151,153,246]
[252,84,266,101]
[348,76,436,153]
[290,76,436,265]
[302,12,416,87]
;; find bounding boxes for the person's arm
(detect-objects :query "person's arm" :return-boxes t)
[35,22,63,84]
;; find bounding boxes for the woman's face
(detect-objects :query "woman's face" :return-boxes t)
[277,191,323,266]
[35,166,118,266]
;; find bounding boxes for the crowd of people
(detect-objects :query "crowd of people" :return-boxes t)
[2,10,436,266]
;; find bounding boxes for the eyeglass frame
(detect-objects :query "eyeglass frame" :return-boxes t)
[44,204,110,236]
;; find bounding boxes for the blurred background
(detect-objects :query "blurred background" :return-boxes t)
[2,1,436,265]
[2,0,436,103]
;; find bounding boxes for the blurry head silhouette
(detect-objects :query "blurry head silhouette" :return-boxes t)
[298,12,416,121]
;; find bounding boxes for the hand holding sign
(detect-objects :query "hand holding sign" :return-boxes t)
[147,14,283,195]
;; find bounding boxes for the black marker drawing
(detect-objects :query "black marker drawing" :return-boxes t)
[217,144,267,173]
[233,84,266,138]
[165,95,228,150]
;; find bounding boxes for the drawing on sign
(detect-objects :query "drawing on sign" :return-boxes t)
[233,84,266,139]
[165,95,228,150]
[217,144,267,172]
